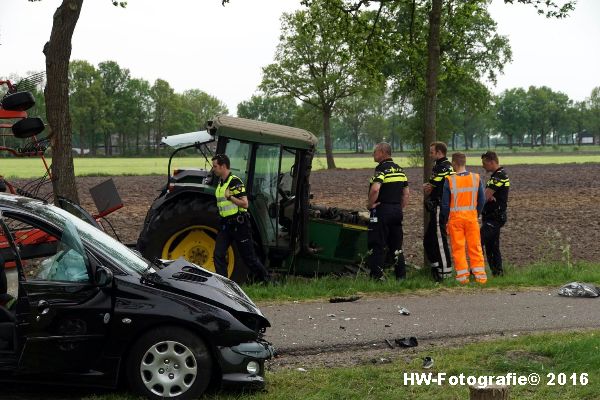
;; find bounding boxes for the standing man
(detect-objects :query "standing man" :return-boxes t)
[367,142,410,280]
[440,152,487,284]
[423,141,454,281]
[211,154,271,283]
[480,151,510,276]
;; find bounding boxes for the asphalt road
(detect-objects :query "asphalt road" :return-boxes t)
[261,289,600,354]
[7,269,600,354]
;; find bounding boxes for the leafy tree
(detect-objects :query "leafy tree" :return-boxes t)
[97,61,131,155]
[546,90,571,145]
[261,0,386,169]
[69,60,104,154]
[120,77,152,155]
[150,79,176,153]
[294,102,323,137]
[569,101,588,146]
[181,89,229,129]
[237,95,299,126]
[337,89,387,153]
[496,88,528,148]
[588,87,600,144]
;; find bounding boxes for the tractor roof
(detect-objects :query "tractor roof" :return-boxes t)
[210,115,317,150]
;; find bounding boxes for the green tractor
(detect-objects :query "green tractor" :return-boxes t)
[137,115,369,283]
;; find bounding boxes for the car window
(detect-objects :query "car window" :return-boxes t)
[2,197,152,276]
[2,213,90,283]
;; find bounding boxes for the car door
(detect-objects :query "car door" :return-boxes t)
[3,211,113,374]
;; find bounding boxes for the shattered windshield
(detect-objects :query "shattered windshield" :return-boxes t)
[9,197,152,276]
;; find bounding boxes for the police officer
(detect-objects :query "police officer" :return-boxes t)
[367,142,409,280]
[423,141,454,281]
[211,154,271,283]
[480,151,510,276]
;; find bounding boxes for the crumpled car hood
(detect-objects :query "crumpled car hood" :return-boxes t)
[144,258,269,326]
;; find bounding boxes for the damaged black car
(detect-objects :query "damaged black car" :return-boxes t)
[0,193,274,399]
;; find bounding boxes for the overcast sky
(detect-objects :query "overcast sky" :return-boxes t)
[1,0,599,114]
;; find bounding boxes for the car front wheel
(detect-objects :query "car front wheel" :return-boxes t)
[127,326,212,399]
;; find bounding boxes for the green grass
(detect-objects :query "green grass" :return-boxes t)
[2,152,600,179]
[82,330,600,399]
[241,261,600,302]
[231,330,600,400]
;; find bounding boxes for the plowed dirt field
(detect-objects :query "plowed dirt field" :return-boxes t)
[69,163,600,267]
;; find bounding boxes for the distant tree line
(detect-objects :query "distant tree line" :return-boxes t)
[1,60,228,156]
[238,86,600,153]
[4,65,599,157]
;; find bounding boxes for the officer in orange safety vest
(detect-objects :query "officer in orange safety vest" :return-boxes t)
[439,152,487,284]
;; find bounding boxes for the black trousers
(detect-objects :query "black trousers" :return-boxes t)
[214,215,270,282]
[367,203,406,279]
[423,207,452,280]
[481,219,503,276]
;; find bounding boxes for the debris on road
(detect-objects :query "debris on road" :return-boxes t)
[397,306,410,315]
[329,295,361,303]
[422,356,434,369]
[558,282,600,298]
[395,337,418,348]
[385,339,395,349]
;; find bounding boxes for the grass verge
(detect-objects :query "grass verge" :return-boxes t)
[82,330,600,400]
[242,261,600,302]
[209,330,600,400]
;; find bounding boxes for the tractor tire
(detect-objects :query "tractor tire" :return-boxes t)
[137,196,251,283]
[0,91,35,111]
[11,117,45,138]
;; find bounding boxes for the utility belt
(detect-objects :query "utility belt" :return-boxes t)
[425,198,440,212]
[482,208,507,225]
[221,212,248,225]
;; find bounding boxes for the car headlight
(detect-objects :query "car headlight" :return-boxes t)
[246,361,260,375]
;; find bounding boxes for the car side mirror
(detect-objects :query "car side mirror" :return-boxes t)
[94,265,113,287]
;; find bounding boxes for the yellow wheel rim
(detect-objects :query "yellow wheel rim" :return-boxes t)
[162,225,235,278]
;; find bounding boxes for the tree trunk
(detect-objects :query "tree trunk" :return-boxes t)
[541,127,546,146]
[322,107,336,169]
[136,125,140,155]
[422,0,442,266]
[423,0,442,175]
[44,0,83,205]
[469,385,510,399]
[79,122,85,154]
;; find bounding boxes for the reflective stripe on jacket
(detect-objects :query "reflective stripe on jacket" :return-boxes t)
[448,173,480,215]
[440,171,485,221]
[215,174,246,218]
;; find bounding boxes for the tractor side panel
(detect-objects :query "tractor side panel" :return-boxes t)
[293,219,368,275]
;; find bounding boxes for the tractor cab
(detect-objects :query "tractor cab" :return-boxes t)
[209,116,316,265]
[138,116,317,282]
